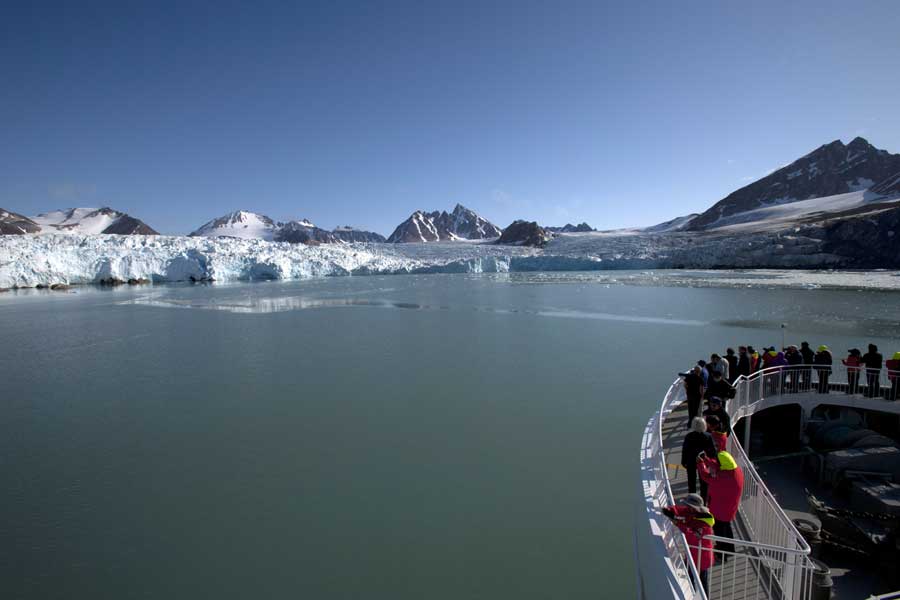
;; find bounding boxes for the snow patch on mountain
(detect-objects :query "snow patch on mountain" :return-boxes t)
[30,207,158,235]
[189,211,282,240]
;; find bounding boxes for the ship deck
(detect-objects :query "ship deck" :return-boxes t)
[663,396,900,598]
[662,400,779,600]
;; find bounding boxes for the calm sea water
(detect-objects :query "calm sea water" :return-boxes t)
[2,272,899,599]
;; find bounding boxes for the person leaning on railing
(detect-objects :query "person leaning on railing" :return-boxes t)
[814,345,833,393]
[662,493,715,595]
[843,348,863,395]
[862,344,884,398]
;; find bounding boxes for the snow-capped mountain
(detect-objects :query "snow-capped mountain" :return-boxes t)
[189,211,386,245]
[29,207,158,235]
[387,204,502,243]
[331,226,387,243]
[189,210,283,240]
[0,209,41,234]
[689,137,900,230]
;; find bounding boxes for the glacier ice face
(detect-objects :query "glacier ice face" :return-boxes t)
[0,223,874,289]
[0,234,537,288]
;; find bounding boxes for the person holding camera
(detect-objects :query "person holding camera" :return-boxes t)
[661,494,715,594]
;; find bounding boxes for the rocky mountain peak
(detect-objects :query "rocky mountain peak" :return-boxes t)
[387,205,501,243]
[688,137,900,230]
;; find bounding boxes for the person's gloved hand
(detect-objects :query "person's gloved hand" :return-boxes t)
[661,507,675,519]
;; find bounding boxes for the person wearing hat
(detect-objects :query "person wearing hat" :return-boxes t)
[702,397,731,437]
[662,493,715,593]
[697,450,744,557]
[886,352,900,401]
[842,348,862,394]
[814,345,833,393]
[862,344,884,398]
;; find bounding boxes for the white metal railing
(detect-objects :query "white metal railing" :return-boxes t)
[643,379,708,599]
[646,360,899,599]
[687,536,821,600]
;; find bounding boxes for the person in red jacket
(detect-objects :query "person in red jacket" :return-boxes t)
[697,450,744,557]
[887,352,900,401]
[843,348,862,394]
[705,415,728,452]
[662,493,715,594]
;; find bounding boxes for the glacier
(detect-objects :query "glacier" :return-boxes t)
[0,225,886,289]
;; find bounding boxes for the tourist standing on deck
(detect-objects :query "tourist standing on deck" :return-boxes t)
[662,494,715,594]
[709,354,729,382]
[705,415,728,453]
[748,346,760,372]
[863,344,883,398]
[680,366,706,427]
[785,345,802,392]
[706,371,735,405]
[887,352,900,401]
[702,397,731,435]
[814,345,833,393]
[697,450,744,557]
[681,417,716,496]
[737,346,751,379]
[843,349,862,394]
[725,348,738,384]
[697,360,709,386]
[799,342,815,391]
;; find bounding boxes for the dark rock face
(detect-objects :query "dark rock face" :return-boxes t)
[496,220,552,247]
[101,213,159,235]
[388,204,502,243]
[547,222,594,233]
[274,221,338,245]
[821,204,900,268]
[689,137,900,230]
[0,209,40,234]
[331,227,386,243]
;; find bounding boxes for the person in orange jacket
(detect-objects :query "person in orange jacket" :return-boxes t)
[697,450,744,556]
[662,493,715,593]
[887,351,900,401]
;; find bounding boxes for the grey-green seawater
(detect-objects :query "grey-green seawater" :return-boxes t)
[2,272,898,599]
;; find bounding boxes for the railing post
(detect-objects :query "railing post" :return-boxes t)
[743,414,752,459]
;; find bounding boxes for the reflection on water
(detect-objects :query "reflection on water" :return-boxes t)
[124,293,708,326]
[124,295,430,314]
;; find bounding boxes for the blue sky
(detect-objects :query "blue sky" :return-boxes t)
[2,1,899,235]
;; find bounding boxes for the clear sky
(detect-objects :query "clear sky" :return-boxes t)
[2,1,899,235]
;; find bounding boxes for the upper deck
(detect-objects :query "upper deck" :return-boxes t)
[637,364,900,600]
